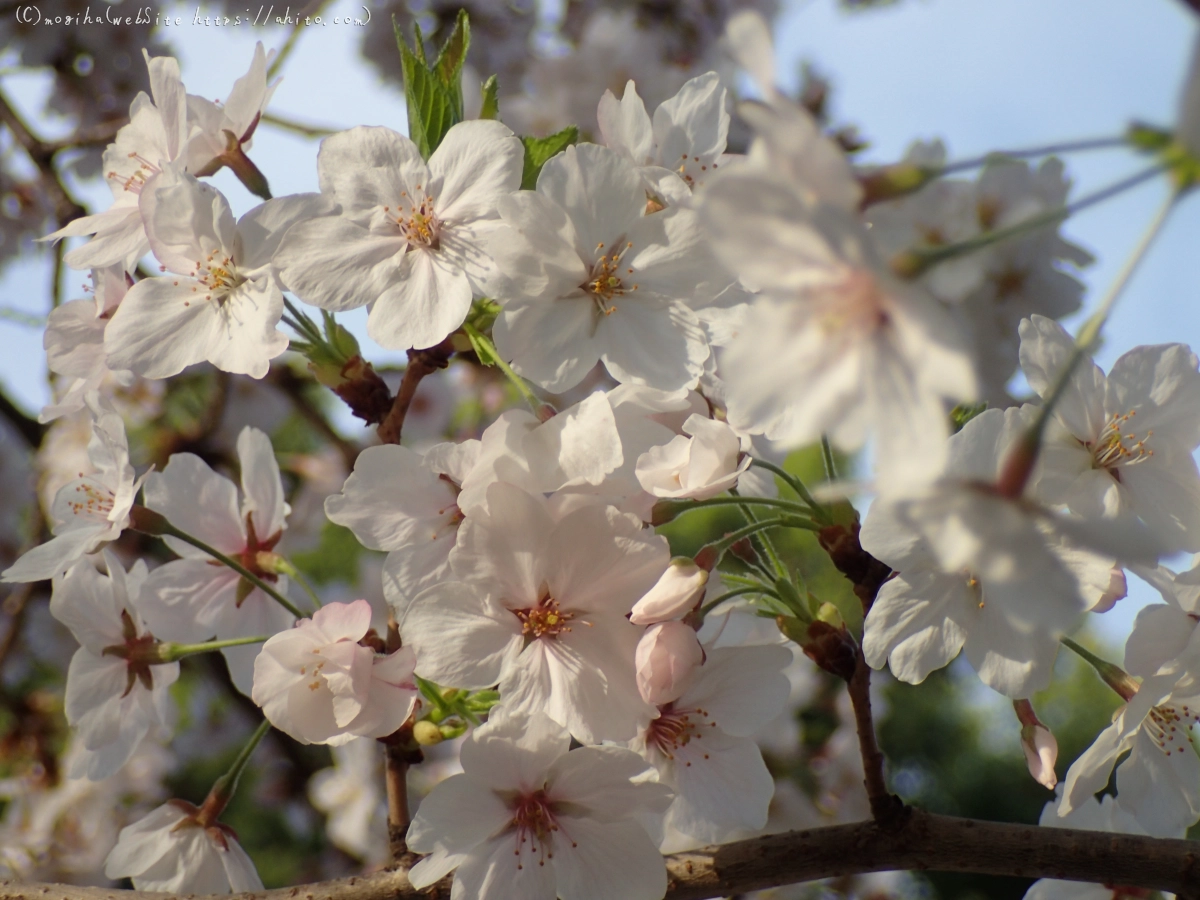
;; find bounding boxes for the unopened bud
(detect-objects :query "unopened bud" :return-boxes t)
[412,720,445,746]
[635,621,704,706]
[799,620,858,681]
[631,560,708,625]
[650,500,687,527]
[1014,699,1058,790]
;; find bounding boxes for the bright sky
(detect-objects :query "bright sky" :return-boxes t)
[3,0,1199,647]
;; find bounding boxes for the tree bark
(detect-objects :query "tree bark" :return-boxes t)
[7,810,1200,900]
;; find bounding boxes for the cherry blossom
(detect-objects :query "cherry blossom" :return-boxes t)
[598,72,730,194]
[104,801,262,893]
[49,553,177,781]
[1020,314,1200,552]
[407,711,672,900]
[402,483,668,743]
[635,413,750,500]
[629,644,792,850]
[3,396,143,583]
[252,599,418,745]
[42,51,187,273]
[275,120,524,351]
[140,426,295,693]
[490,143,737,393]
[860,406,1127,697]
[307,738,388,864]
[103,175,329,379]
[635,621,705,706]
[1060,661,1200,837]
[1125,558,1200,677]
[630,559,709,625]
[325,439,479,615]
[699,164,978,488]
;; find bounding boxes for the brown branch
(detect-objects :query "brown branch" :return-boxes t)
[268,365,360,472]
[376,338,455,445]
[0,89,86,227]
[383,742,414,863]
[847,645,903,825]
[7,811,1200,900]
[0,385,45,447]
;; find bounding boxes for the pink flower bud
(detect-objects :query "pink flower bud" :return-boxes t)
[1014,699,1058,790]
[635,621,704,705]
[630,560,708,625]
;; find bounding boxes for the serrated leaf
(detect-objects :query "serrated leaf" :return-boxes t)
[433,9,470,121]
[479,74,499,120]
[521,126,579,190]
[395,11,472,159]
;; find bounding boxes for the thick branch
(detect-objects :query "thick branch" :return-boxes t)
[7,811,1200,900]
[376,338,455,445]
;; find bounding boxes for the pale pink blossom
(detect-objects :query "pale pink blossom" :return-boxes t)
[630,559,708,625]
[635,621,704,705]
[635,413,750,500]
[252,599,418,745]
[407,711,672,900]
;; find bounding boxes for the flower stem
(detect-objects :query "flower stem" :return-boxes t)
[461,321,544,417]
[699,585,777,618]
[750,458,832,524]
[200,718,271,825]
[158,521,305,619]
[160,635,268,662]
[697,515,818,569]
[820,435,838,482]
[653,494,816,524]
[897,163,1166,277]
[938,135,1129,176]
[731,488,786,577]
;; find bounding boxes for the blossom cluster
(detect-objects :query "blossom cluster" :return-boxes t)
[7,7,1200,900]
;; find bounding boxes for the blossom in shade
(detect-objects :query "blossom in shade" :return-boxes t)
[1125,558,1200,678]
[629,644,792,850]
[140,426,295,694]
[275,120,524,351]
[402,483,668,743]
[104,801,262,893]
[407,711,672,900]
[49,553,177,781]
[3,396,143,583]
[252,599,418,745]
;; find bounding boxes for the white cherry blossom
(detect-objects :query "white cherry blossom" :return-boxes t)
[1059,662,1200,838]
[402,482,668,743]
[40,266,134,423]
[490,143,737,393]
[1020,314,1200,552]
[630,644,791,850]
[104,801,262,893]
[252,599,418,745]
[140,426,295,693]
[407,711,672,900]
[1126,558,1200,677]
[3,396,143,583]
[630,559,709,625]
[307,738,388,863]
[700,166,977,488]
[861,406,1126,697]
[635,621,704,706]
[635,412,750,500]
[104,175,328,379]
[325,439,479,615]
[598,72,730,194]
[49,553,177,781]
[43,51,187,273]
[275,120,524,351]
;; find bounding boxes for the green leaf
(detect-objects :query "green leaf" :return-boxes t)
[291,521,370,586]
[394,10,471,159]
[479,74,500,120]
[950,401,988,434]
[520,126,579,190]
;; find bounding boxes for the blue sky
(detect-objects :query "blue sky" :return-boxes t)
[4,0,1199,645]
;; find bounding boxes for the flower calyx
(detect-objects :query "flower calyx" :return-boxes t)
[101,609,169,696]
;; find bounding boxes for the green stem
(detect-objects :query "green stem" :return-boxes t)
[461,322,543,416]
[1003,189,1179,493]
[938,135,1129,176]
[289,567,324,609]
[282,298,323,344]
[203,718,272,823]
[699,516,818,567]
[699,585,777,618]
[750,458,832,524]
[661,495,816,518]
[731,489,786,577]
[904,163,1165,275]
[161,522,305,619]
[820,436,838,483]
[160,635,268,662]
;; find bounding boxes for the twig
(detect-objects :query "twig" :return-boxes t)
[0,583,35,675]
[10,811,1200,899]
[0,385,44,447]
[0,89,86,226]
[261,111,338,139]
[377,338,455,445]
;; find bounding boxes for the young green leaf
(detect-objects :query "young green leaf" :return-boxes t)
[520,126,579,190]
[479,74,500,120]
